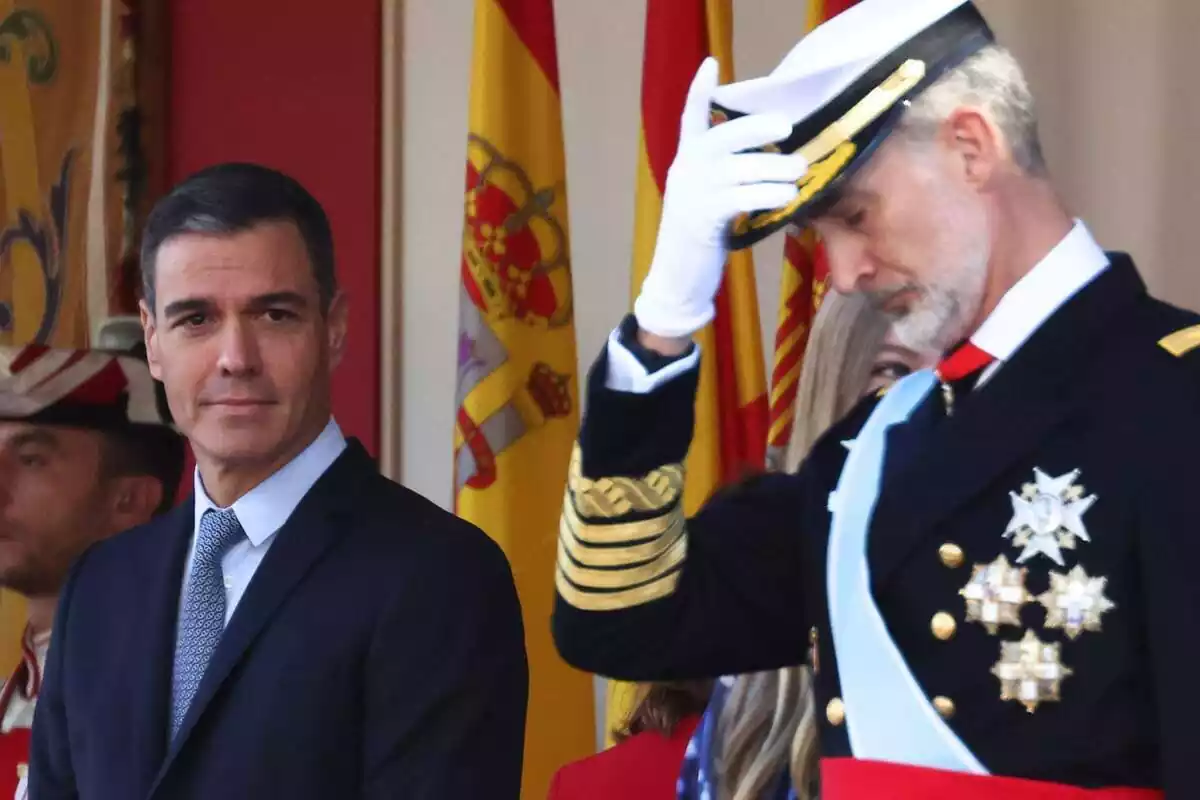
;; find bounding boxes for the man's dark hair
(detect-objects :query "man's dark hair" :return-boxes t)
[140,162,337,314]
[100,427,187,516]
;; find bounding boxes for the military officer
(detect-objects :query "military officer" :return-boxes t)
[552,0,1195,797]
[0,329,184,799]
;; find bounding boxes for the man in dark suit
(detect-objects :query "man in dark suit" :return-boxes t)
[553,0,1193,797]
[30,163,529,799]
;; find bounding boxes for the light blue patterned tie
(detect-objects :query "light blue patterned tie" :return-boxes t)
[170,508,244,739]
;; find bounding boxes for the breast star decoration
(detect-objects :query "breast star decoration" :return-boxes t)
[1036,564,1116,640]
[991,629,1074,713]
[959,554,1032,635]
[1004,468,1097,565]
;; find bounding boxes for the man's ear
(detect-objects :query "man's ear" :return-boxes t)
[326,291,348,370]
[108,474,164,533]
[139,299,163,381]
[940,107,1004,188]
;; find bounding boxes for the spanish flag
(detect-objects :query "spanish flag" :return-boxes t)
[608,0,770,739]
[452,0,594,794]
[767,226,829,470]
[767,0,858,471]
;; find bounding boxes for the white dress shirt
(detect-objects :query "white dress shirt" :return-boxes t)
[971,220,1109,386]
[606,220,1110,393]
[181,418,347,627]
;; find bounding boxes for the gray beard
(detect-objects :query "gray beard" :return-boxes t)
[889,285,969,354]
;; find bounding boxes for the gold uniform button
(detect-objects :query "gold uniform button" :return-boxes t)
[826,697,845,726]
[931,611,957,641]
[939,543,964,568]
[933,696,955,719]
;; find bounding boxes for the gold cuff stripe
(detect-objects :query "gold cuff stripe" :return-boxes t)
[559,514,686,568]
[555,567,680,611]
[572,470,684,517]
[562,492,681,545]
[1159,324,1200,356]
[556,532,687,591]
[568,445,684,517]
[557,444,689,610]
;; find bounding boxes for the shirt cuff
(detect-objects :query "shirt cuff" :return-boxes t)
[604,326,701,394]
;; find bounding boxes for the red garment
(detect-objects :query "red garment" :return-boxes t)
[547,715,700,800]
[0,627,44,799]
[935,341,995,382]
[0,729,30,799]
[822,758,1163,800]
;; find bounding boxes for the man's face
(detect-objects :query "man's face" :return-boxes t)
[812,136,992,354]
[0,424,119,596]
[141,221,347,474]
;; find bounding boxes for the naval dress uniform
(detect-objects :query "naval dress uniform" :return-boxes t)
[551,1,1200,797]
[554,224,1192,798]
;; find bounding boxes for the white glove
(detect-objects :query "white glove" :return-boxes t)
[634,57,808,339]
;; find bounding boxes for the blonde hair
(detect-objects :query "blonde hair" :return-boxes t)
[715,291,892,800]
[784,291,890,472]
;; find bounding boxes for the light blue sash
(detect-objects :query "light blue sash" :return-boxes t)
[826,368,987,773]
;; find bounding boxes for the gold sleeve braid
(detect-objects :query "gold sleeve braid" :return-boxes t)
[555,445,688,611]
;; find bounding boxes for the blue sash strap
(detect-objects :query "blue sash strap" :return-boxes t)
[826,369,987,774]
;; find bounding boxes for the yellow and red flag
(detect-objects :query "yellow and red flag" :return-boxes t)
[766,0,858,470]
[452,0,594,793]
[609,0,770,739]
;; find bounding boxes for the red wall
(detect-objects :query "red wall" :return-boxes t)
[167,0,382,454]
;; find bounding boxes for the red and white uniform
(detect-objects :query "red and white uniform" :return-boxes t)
[0,627,49,800]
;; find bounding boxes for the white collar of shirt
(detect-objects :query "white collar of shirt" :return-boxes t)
[971,220,1109,364]
[193,418,348,546]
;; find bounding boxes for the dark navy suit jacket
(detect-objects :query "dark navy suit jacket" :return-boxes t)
[29,440,528,799]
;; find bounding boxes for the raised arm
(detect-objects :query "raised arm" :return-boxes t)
[551,331,822,681]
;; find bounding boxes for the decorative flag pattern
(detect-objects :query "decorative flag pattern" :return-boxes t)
[451,0,595,794]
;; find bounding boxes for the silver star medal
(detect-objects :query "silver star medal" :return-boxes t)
[1037,565,1116,639]
[1003,468,1097,565]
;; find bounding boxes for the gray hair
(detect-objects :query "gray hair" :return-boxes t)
[898,44,1047,175]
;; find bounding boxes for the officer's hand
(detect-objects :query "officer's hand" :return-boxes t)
[633,56,807,340]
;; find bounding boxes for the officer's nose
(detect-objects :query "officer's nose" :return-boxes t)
[823,232,876,295]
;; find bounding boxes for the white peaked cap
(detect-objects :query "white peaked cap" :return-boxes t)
[710,0,995,249]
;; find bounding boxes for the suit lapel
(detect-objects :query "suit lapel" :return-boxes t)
[124,499,192,789]
[867,256,1146,592]
[150,442,374,791]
